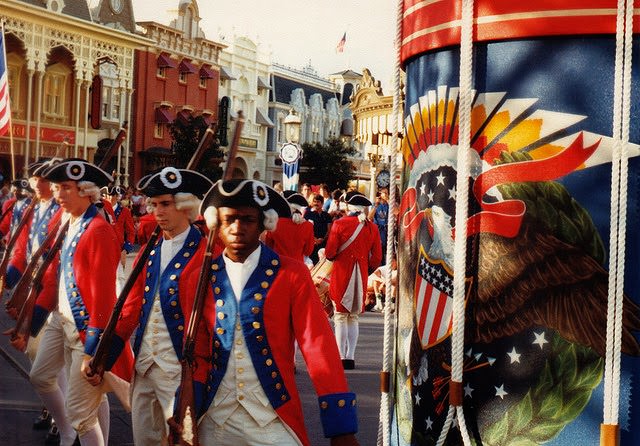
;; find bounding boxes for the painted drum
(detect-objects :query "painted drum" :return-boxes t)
[395,2,640,445]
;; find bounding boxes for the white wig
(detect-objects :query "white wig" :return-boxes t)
[77,181,102,203]
[146,193,201,223]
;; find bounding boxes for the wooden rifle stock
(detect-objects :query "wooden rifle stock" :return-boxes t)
[6,218,62,316]
[7,124,127,341]
[0,199,37,291]
[170,112,244,446]
[89,121,219,377]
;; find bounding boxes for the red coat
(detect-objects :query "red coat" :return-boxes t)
[324,215,382,313]
[113,203,135,251]
[263,217,315,262]
[0,197,15,238]
[136,213,156,245]
[195,246,357,444]
[32,204,133,382]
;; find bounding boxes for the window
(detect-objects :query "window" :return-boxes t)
[277,116,284,144]
[43,64,70,119]
[179,72,187,84]
[6,54,21,113]
[199,77,207,88]
[157,67,166,78]
[99,62,120,122]
[154,123,164,139]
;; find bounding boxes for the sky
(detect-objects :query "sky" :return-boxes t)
[131,0,398,93]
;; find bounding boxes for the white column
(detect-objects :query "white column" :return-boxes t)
[83,80,90,160]
[34,72,44,160]
[24,69,34,176]
[74,78,82,157]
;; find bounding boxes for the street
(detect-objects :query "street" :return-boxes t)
[0,253,387,446]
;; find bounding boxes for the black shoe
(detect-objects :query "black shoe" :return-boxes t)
[341,359,355,370]
[33,409,53,430]
[44,424,60,446]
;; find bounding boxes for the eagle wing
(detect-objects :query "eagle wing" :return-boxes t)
[470,222,640,357]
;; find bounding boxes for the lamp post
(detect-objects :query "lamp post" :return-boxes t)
[280,109,303,191]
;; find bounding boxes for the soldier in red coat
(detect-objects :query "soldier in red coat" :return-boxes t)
[103,185,136,294]
[263,190,315,263]
[10,159,134,446]
[100,167,213,445]
[325,191,382,370]
[176,179,360,446]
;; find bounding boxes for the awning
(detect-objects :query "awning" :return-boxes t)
[155,107,175,124]
[257,76,271,89]
[219,66,237,80]
[179,59,197,74]
[199,65,217,79]
[157,53,176,69]
[255,108,274,127]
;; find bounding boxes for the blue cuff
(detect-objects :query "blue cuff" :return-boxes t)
[123,241,134,254]
[6,265,22,289]
[318,392,358,438]
[31,305,50,337]
[84,327,104,356]
[104,334,125,371]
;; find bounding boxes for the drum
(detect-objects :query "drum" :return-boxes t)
[309,257,333,318]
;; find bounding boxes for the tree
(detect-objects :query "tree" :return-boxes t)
[299,137,357,189]
[169,114,224,180]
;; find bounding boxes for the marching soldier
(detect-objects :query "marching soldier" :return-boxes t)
[263,190,315,263]
[98,167,213,445]
[10,159,134,446]
[176,179,360,446]
[103,186,136,294]
[0,178,33,240]
[325,191,382,370]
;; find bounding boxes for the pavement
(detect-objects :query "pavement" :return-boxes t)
[0,251,389,445]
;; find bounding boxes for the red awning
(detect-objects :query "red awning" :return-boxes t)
[155,107,175,124]
[157,53,176,68]
[179,59,197,74]
[199,65,217,79]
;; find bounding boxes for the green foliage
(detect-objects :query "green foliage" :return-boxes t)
[482,333,603,446]
[299,137,357,189]
[495,150,606,264]
[169,115,224,181]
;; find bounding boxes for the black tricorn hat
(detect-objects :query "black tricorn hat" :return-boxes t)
[344,190,372,207]
[200,179,291,231]
[282,190,309,208]
[32,158,62,177]
[135,167,212,199]
[27,158,51,177]
[102,185,126,197]
[11,178,34,193]
[42,158,113,188]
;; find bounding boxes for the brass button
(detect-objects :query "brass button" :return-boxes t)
[252,322,261,329]
[79,311,85,316]
[211,276,216,283]
[238,382,244,388]
[170,274,177,280]
[214,287,220,294]
[236,323,241,330]
[218,312,225,320]
[271,371,277,378]
[72,291,78,297]
[352,400,357,406]
[236,339,242,345]
[321,401,328,409]
[238,368,244,374]
[150,250,156,255]
[254,293,262,300]
[212,264,219,270]
[174,262,181,268]
[275,383,282,390]
[189,242,195,247]
[281,395,286,401]
[148,261,153,266]
[251,307,260,314]
[236,353,244,359]
[168,288,176,295]
[174,314,179,319]
[214,341,221,348]
[261,281,269,289]
[216,327,225,335]
[183,252,190,258]
[238,395,244,401]
[178,325,184,331]
[171,301,177,307]
[256,335,264,342]
[338,399,346,407]
[271,259,279,266]
[266,359,273,366]
[217,299,224,307]
[142,298,146,304]
[153,319,159,323]
[266,269,274,276]
[261,348,268,355]
[144,285,150,292]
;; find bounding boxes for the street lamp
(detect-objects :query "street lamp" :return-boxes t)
[280,109,303,191]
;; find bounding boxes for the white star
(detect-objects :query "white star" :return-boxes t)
[452,417,459,429]
[487,357,496,366]
[415,392,421,406]
[474,353,482,361]
[464,383,474,397]
[507,347,521,364]
[495,384,508,399]
[533,331,549,349]
[425,416,433,430]
[465,348,473,357]
[448,186,456,200]
[427,190,434,202]
[436,172,446,186]
[419,182,426,196]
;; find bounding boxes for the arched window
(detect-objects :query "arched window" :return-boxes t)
[43,63,71,122]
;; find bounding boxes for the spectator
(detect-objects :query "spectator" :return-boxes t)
[304,194,332,264]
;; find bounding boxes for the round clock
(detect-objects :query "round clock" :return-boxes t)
[110,0,123,14]
[376,169,391,188]
[280,143,301,163]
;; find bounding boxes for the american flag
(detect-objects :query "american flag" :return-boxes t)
[0,25,11,137]
[336,32,346,53]
[414,247,470,348]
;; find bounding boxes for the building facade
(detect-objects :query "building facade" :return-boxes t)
[0,0,147,183]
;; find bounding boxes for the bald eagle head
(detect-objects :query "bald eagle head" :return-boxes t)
[426,205,454,267]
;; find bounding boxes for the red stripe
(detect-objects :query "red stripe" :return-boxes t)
[416,279,430,340]
[427,288,448,344]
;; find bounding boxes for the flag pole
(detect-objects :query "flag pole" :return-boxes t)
[0,21,14,179]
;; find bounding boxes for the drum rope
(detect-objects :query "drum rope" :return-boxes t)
[437,0,475,444]
[602,0,633,440]
[377,0,404,444]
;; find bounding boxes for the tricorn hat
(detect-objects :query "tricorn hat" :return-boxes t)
[42,158,113,188]
[102,185,126,197]
[343,190,372,207]
[11,178,34,193]
[32,158,62,178]
[136,167,212,199]
[282,190,309,208]
[27,158,52,177]
[200,179,291,231]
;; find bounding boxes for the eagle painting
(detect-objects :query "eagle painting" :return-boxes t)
[394,86,640,445]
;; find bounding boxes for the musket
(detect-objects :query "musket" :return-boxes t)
[170,111,244,446]
[9,123,129,343]
[88,121,219,378]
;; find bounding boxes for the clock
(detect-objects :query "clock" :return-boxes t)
[110,0,123,13]
[280,143,302,164]
[376,169,390,188]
